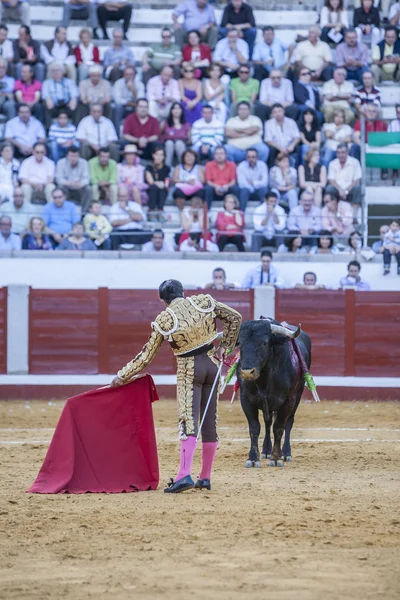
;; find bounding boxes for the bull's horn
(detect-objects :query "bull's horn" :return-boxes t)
[271,323,301,339]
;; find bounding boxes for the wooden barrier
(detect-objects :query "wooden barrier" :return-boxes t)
[0,288,7,374]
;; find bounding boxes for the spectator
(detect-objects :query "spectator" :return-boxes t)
[203,63,228,123]
[0,0,30,26]
[371,26,400,83]
[298,148,327,207]
[256,69,296,122]
[74,28,101,82]
[89,146,118,205]
[0,143,19,203]
[56,146,90,209]
[0,24,13,62]
[354,70,381,115]
[147,65,181,121]
[179,61,203,124]
[103,28,135,82]
[40,27,77,81]
[229,64,259,117]
[76,103,119,161]
[1,187,37,234]
[389,2,400,28]
[322,108,353,168]
[251,191,286,251]
[264,103,301,168]
[142,229,175,252]
[213,28,249,76]
[344,230,369,255]
[12,25,44,82]
[4,104,45,160]
[179,231,218,252]
[299,109,322,162]
[173,149,205,210]
[215,193,245,252]
[336,29,369,84]
[309,230,339,254]
[339,260,371,290]
[321,67,355,124]
[0,215,21,250]
[225,101,269,163]
[57,221,97,251]
[62,1,99,38]
[19,142,55,204]
[122,98,160,160]
[293,69,323,124]
[182,29,212,78]
[0,58,16,121]
[277,230,307,254]
[83,200,113,250]
[97,0,133,40]
[253,26,294,82]
[295,271,326,289]
[382,220,400,276]
[219,0,257,58]
[327,143,362,216]
[237,147,269,211]
[293,26,333,82]
[22,216,53,250]
[388,103,400,132]
[109,184,148,250]
[48,110,78,163]
[162,102,191,166]
[204,267,235,290]
[145,146,170,221]
[42,62,79,129]
[14,64,42,121]
[287,188,322,246]
[78,64,112,120]
[118,144,147,204]
[172,0,218,50]
[204,146,240,208]
[191,104,223,162]
[42,187,80,246]
[180,195,208,235]
[351,103,387,162]
[242,250,284,288]
[269,152,298,210]
[141,27,182,82]
[320,0,349,46]
[321,189,354,243]
[354,0,381,49]
[112,65,145,133]
[372,224,389,252]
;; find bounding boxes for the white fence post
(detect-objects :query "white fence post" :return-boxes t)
[7,285,29,374]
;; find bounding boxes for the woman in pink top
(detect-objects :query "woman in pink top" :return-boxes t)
[161,102,191,167]
[215,194,245,252]
[118,145,148,205]
[14,64,42,120]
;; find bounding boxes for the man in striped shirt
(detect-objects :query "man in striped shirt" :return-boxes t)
[48,110,78,163]
[191,105,224,162]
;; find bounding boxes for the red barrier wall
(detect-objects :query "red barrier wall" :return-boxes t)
[0,288,7,374]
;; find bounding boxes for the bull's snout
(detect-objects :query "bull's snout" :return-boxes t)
[240,368,259,381]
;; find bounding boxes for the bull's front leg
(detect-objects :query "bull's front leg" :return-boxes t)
[240,392,261,468]
[261,409,272,460]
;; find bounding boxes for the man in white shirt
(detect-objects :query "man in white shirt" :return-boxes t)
[293,25,333,82]
[237,148,269,211]
[264,103,301,167]
[19,143,56,204]
[76,103,119,161]
[0,24,14,61]
[287,189,322,247]
[388,103,400,132]
[146,65,181,121]
[191,104,224,161]
[109,184,150,250]
[225,101,269,163]
[5,104,46,160]
[251,191,286,251]
[112,65,145,133]
[0,215,22,251]
[40,26,77,81]
[141,229,175,252]
[322,67,355,123]
[256,69,296,122]
[1,187,38,234]
[242,249,284,288]
[213,28,249,75]
[327,143,362,217]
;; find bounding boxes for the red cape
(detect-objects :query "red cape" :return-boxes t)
[28,375,159,494]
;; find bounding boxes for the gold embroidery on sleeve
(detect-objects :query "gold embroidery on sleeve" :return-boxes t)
[214,301,242,352]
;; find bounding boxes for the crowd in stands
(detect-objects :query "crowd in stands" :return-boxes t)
[0,0,399,278]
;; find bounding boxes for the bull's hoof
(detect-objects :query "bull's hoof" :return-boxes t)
[261,453,272,460]
[245,459,260,468]
[268,459,276,467]
[268,459,284,467]
[284,455,293,462]
[277,460,284,468]
[254,461,261,468]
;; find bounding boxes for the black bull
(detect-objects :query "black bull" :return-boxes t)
[237,318,311,467]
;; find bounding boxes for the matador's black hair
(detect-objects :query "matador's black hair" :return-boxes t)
[159,279,184,304]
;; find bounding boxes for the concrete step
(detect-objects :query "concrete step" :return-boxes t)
[379,86,400,107]
[366,187,400,205]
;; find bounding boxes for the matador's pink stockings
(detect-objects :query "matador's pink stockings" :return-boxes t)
[199,442,218,480]
[176,436,197,481]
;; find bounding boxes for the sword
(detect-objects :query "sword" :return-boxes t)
[196,359,224,442]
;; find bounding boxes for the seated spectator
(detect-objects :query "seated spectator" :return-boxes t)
[354,70,381,115]
[162,102,191,167]
[40,26,77,81]
[242,249,284,288]
[173,149,205,210]
[144,146,170,221]
[372,224,389,253]
[388,103,400,132]
[56,146,90,210]
[225,101,269,163]
[293,26,333,82]
[354,0,381,49]
[309,229,339,254]
[299,109,322,162]
[147,65,181,121]
[62,1,99,39]
[203,63,228,123]
[42,187,80,246]
[298,148,326,207]
[264,103,301,168]
[251,191,286,251]
[237,147,269,211]
[0,215,21,250]
[287,189,322,245]
[322,109,353,168]
[320,0,349,46]
[351,103,387,162]
[344,230,370,255]
[253,26,294,82]
[48,111,78,164]
[277,230,307,254]
[204,146,240,208]
[122,98,160,160]
[191,104,223,162]
[103,28,135,82]
[22,216,53,250]
[336,29,369,84]
[269,152,299,211]
[0,24,12,65]
[213,28,249,76]
[321,189,354,243]
[295,271,326,289]
[0,0,30,26]
[327,143,362,216]
[389,2,400,28]
[14,64,42,121]
[204,267,235,290]
[109,184,149,250]
[229,64,259,117]
[0,58,16,121]
[89,146,118,205]
[0,143,19,203]
[112,65,145,133]
[1,187,37,234]
[215,193,245,252]
[321,68,355,124]
[172,0,218,50]
[256,70,296,122]
[83,200,112,250]
[219,0,257,58]
[76,103,119,161]
[141,27,182,83]
[74,28,101,82]
[78,64,112,121]
[180,195,208,234]
[371,25,400,83]
[381,219,400,276]
[293,69,323,124]
[12,25,44,83]
[339,260,371,290]
[118,144,147,204]
[5,104,46,160]
[19,143,55,204]
[42,63,79,129]
[97,0,133,40]
[182,30,212,78]
[142,229,175,253]
[179,231,219,252]
[57,221,96,251]
[179,61,203,124]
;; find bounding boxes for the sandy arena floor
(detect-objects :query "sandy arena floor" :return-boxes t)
[0,399,399,600]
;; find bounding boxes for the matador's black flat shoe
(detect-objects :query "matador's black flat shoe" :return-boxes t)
[194,478,211,491]
[164,475,194,493]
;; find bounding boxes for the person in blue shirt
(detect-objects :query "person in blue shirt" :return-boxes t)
[0,215,22,250]
[42,187,80,246]
[241,249,285,289]
[252,26,295,82]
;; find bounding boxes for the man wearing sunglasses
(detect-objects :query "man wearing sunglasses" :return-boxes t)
[229,64,259,117]
[142,27,182,83]
[293,68,323,124]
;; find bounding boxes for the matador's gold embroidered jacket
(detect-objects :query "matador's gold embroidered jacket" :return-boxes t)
[117,294,242,382]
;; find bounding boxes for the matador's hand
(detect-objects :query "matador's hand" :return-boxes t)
[111,376,124,388]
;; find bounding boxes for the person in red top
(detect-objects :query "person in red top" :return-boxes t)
[350,103,387,161]
[73,28,101,82]
[14,64,43,120]
[122,98,161,160]
[215,193,245,251]
[204,146,240,208]
[182,30,212,79]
